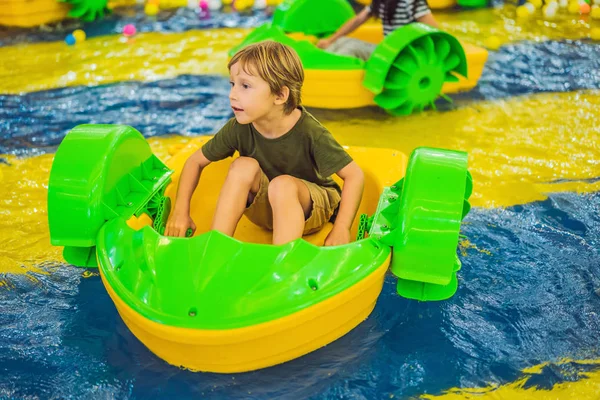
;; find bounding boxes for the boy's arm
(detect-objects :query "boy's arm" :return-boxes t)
[324,161,364,246]
[316,7,372,49]
[164,148,212,237]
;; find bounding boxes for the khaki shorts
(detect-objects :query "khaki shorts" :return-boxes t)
[244,172,341,235]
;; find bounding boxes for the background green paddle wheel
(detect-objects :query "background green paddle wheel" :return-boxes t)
[364,23,468,116]
[59,0,110,22]
[272,0,355,37]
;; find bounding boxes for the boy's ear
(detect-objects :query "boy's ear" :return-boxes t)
[274,86,290,106]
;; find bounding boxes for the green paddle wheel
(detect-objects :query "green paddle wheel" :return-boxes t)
[364,23,468,116]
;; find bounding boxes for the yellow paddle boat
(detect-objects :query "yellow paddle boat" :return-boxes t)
[48,125,471,372]
[232,0,488,115]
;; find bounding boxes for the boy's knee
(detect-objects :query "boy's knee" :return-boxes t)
[268,175,297,204]
[228,157,260,183]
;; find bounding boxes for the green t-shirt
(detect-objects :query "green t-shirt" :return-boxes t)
[202,107,353,193]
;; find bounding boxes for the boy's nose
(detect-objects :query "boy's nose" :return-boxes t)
[229,89,237,101]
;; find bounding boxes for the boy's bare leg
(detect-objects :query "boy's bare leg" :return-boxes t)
[211,157,262,237]
[268,175,313,245]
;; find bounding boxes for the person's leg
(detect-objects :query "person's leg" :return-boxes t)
[211,157,262,236]
[300,181,341,236]
[268,175,313,245]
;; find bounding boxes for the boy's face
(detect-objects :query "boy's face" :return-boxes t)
[229,62,279,124]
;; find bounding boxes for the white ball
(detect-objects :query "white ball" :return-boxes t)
[208,0,221,9]
[544,5,558,16]
[559,0,568,7]
[524,2,536,11]
[254,0,266,8]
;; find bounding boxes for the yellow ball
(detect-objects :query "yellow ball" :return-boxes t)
[484,35,502,50]
[591,4,600,17]
[591,27,600,40]
[72,29,86,42]
[530,0,543,7]
[235,0,251,9]
[145,3,159,14]
[568,1,580,12]
[516,4,531,16]
[222,0,232,5]
[266,0,279,5]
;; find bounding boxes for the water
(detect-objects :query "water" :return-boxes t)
[1,192,599,398]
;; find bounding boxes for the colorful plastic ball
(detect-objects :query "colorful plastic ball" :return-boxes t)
[234,0,253,10]
[591,27,600,40]
[72,29,86,42]
[543,2,558,16]
[199,0,208,9]
[484,35,502,50]
[559,0,568,7]
[580,2,591,11]
[65,34,76,45]
[207,0,221,9]
[145,3,159,15]
[591,4,600,17]
[530,0,543,8]
[123,24,137,37]
[517,3,535,16]
[568,1,581,12]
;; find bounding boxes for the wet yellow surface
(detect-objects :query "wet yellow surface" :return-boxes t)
[422,359,600,399]
[1,6,597,95]
[0,28,245,94]
[330,90,600,208]
[437,6,595,48]
[2,90,598,274]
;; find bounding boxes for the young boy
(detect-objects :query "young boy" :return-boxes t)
[165,41,364,246]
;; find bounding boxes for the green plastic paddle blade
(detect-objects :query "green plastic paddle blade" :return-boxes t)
[63,246,98,268]
[390,148,469,300]
[396,273,458,301]
[457,0,488,7]
[60,0,110,21]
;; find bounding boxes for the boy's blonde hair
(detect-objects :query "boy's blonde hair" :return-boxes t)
[228,41,304,115]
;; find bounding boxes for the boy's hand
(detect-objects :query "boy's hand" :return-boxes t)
[316,38,334,49]
[165,210,196,237]
[324,226,351,246]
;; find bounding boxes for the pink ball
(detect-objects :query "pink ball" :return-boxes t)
[123,24,137,37]
[199,0,208,10]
